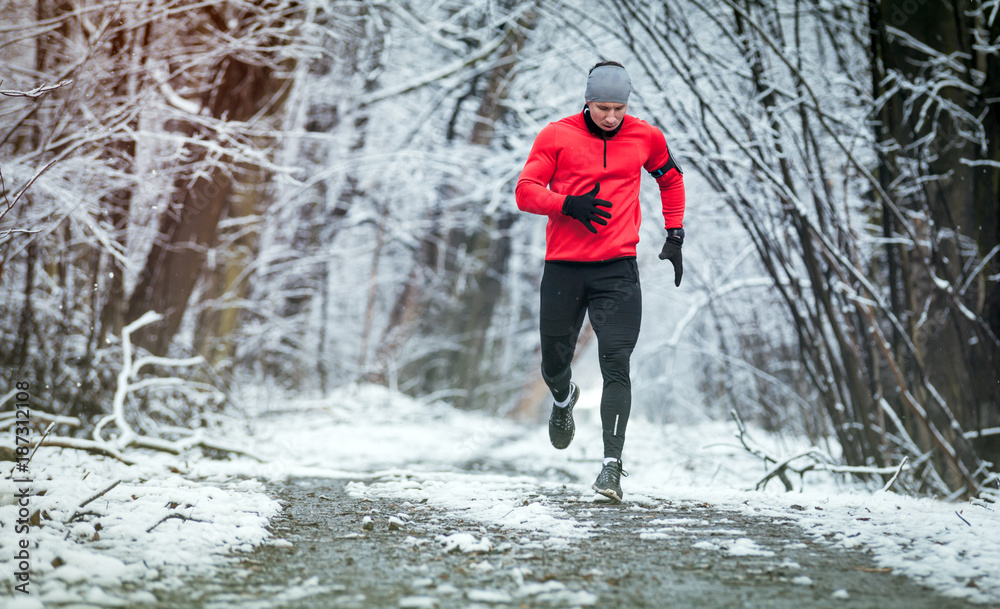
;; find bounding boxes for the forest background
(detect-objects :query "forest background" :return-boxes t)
[1,0,998,501]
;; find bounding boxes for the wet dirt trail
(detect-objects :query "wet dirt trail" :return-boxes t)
[151,475,994,609]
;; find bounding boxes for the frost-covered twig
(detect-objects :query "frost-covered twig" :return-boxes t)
[0,160,60,227]
[78,480,122,509]
[959,245,1000,297]
[0,79,73,98]
[66,480,123,522]
[878,457,909,494]
[964,427,1000,440]
[361,33,507,106]
[731,410,798,491]
[146,513,205,533]
[23,422,55,469]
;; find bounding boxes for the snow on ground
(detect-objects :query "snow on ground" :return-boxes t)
[0,448,282,606]
[2,381,999,605]
[220,382,1000,606]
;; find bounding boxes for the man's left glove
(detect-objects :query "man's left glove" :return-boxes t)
[658,228,684,287]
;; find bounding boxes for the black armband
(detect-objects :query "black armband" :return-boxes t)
[649,151,683,178]
[666,227,685,243]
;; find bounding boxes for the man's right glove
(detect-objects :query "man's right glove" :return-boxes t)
[562,183,612,234]
[658,227,684,287]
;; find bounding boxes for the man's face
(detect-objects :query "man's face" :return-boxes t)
[587,101,627,131]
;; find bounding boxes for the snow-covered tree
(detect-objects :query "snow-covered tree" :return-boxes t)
[574,0,998,496]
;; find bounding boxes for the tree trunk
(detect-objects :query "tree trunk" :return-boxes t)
[126,49,279,355]
[193,163,267,365]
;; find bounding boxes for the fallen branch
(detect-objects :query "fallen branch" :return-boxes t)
[731,409,779,464]
[146,513,206,533]
[173,431,266,463]
[126,433,263,462]
[84,311,260,462]
[65,511,101,525]
[66,480,122,523]
[732,410,909,492]
[93,311,198,449]
[79,479,122,509]
[20,313,259,468]
[753,448,827,491]
[0,409,81,432]
[31,437,135,466]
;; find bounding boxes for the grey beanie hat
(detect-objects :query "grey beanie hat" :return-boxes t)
[585,64,631,104]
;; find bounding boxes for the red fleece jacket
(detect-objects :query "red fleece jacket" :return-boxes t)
[515,111,685,262]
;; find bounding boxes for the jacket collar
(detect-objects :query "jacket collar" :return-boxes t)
[583,106,624,139]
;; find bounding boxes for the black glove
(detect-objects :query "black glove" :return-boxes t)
[658,227,684,287]
[562,183,612,234]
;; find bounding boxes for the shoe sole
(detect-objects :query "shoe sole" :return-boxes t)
[549,431,574,450]
[592,484,622,503]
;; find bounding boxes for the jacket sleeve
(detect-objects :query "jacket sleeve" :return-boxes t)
[645,126,686,230]
[515,124,565,216]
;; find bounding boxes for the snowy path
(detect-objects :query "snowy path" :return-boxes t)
[3,384,999,607]
[155,475,985,609]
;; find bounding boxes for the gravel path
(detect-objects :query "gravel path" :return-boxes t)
[149,476,994,609]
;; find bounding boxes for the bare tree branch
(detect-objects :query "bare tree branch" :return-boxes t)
[0,79,74,98]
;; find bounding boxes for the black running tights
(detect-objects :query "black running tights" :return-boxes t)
[538,258,641,460]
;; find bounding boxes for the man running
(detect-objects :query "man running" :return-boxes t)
[515,60,686,502]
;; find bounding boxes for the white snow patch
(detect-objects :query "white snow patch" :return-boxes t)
[650,517,709,526]
[639,531,677,540]
[436,532,493,553]
[436,583,460,595]
[398,595,439,608]
[469,559,495,573]
[692,537,775,557]
[516,580,599,606]
[727,537,777,557]
[467,588,513,602]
